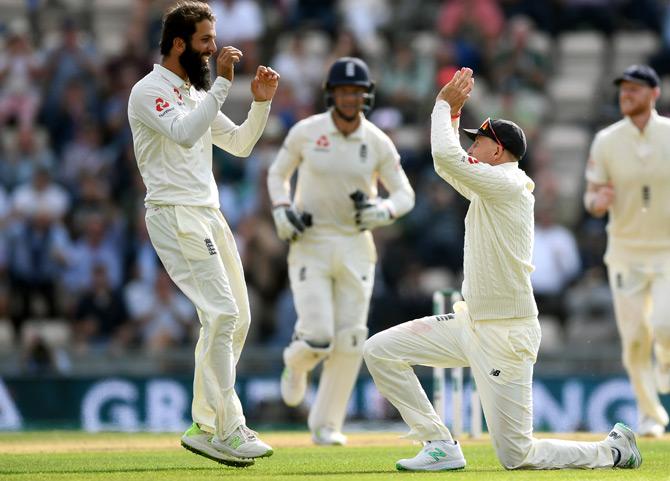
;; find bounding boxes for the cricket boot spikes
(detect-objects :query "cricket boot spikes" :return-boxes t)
[212,425,274,459]
[396,440,466,471]
[604,423,642,469]
[180,423,254,467]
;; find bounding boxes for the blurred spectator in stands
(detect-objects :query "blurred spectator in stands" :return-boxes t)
[556,0,616,35]
[498,0,558,34]
[0,20,43,134]
[338,0,389,58]
[11,165,70,222]
[491,16,549,94]
[287,0,338,34]
[325,30,366,69]
[271,32,326,115]
[237,210,287,343]
[377,36,435,123]
[64,210,123,296]
[42,19,100,123]
[125,268,196,353]
[211,0,264,74]
[532,198,581,335]
[124,207,160,288]
[101,62,143,150]
[650,0,670,78]
[5,206,71,337]
[60,124,114,192]
[73,263,132,353]
[437,0,505,52]
[0,129,56,190]
[44,79,98,158]
[403,174,465,275]
[22,334,60,375]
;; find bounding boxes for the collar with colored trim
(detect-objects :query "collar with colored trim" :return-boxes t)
[153,64,190,90]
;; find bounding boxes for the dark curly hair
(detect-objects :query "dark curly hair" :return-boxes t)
[159,1,215,56]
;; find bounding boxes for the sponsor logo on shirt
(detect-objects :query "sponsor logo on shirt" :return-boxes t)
[489,369,501,377]
[155,97,170,112]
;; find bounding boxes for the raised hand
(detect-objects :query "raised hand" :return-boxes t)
[437,67,474,114]
[251,66,280,102]
[216,46,242,82]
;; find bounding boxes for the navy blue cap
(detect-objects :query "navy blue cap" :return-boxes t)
[614,64,660,88]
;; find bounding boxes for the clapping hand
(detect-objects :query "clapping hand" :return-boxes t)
[437,67,474,114]
[251,66,280,102]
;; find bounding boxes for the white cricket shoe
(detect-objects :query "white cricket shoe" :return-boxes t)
[396,440,466,471]
[311,426,347,446]
[654,362,670,394]
[280,366,307,406]
[638,416,665,438]
[604,423,642,469]
[212,425,274,459]
[180,423,254,467]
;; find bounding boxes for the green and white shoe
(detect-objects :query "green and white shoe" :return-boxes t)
[396,440,466,471]
[605,423,642,469]
[212,425,274,459]
[180,423,254,467]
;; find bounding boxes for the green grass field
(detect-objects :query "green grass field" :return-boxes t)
[0,431,668,481]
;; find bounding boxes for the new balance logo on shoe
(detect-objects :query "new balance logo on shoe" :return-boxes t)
[428,448,447,462]
[609,431,622,440]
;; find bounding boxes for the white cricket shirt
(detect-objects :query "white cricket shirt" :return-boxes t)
[128,64,271,208]
[431,100,538,321]
[586,110,670,265]
[267,110,415,236]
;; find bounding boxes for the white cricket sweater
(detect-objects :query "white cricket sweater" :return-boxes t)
[431,100,538,321]
[128,64,271,208]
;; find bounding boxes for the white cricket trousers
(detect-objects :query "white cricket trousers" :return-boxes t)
[364,302,614,469]
[286,231,376,433]
[145,205,249,439]
[608,262,670,427]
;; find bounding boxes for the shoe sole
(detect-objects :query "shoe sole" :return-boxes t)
[396,462,465,472]
[180,440,255,467]
[211,442,274,459]
[615,423,642,468]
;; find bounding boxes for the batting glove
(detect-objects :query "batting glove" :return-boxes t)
[355,200,395,231]
[272,206,308,242]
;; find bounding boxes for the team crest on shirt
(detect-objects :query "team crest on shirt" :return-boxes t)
[459,154,479,164]
[359,143,368,161]
[315,134,330,151]
[173,87,184,105]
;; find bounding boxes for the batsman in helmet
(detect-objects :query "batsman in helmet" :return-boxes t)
[267,57,415,445]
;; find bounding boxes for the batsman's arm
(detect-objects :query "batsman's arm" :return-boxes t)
[267,125,303,207]
[128,78,230,148]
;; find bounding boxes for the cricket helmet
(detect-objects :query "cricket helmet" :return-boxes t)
[324,57,375,111]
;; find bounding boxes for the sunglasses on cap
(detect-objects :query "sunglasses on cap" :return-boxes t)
[479,117,503,149]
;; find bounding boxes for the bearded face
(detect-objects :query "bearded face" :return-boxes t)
[179,40,211,91]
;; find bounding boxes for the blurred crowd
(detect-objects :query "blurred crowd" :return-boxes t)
[0,0,668,372]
